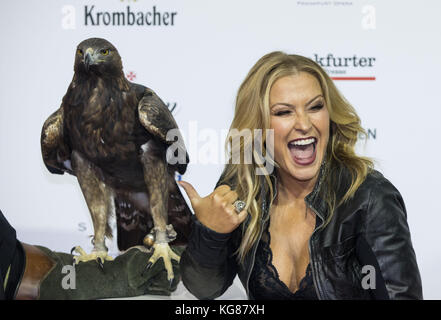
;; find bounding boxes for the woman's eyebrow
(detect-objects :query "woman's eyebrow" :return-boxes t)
[271,94,323,109]
[305,94,324,106]
[270,102,295,109]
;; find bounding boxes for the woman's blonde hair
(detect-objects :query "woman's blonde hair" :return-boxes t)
[219,51,373,263]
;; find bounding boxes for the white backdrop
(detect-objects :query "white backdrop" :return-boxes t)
[0,0,440,300]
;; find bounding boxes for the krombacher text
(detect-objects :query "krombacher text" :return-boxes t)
[84,5,177,26]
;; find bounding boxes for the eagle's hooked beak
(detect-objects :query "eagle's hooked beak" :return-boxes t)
[84,53,91,72]
[84,48,94,72]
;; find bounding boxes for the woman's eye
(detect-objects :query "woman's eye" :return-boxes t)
[101,49,109,55]
[310,103,324,111]
[274,110,291,116]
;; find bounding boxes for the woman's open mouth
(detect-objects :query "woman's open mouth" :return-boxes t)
[288,137,317,166]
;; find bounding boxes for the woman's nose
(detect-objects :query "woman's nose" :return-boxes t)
[294,111,312,133]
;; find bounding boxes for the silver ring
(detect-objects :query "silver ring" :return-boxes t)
[233,200,246,213]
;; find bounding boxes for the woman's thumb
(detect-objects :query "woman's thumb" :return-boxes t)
[178,180,201,204]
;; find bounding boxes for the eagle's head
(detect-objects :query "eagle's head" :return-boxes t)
[74,38,123,77]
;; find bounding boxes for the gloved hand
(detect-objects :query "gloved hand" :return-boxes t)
[37,245,184,300]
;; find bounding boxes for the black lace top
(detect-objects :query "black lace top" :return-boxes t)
[248,217,318,300]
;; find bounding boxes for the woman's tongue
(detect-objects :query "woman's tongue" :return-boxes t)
[289,143,315,159]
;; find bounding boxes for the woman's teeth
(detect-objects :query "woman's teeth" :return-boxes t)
[289,138,316,146]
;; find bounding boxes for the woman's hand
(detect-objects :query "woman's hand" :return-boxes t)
[178,181,248,234]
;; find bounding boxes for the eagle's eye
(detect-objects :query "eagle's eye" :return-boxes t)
[100,49,110,56]
[77,49,83,56]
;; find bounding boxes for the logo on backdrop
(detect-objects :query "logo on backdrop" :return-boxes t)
[61,2,178,29]
[312,53,377,81]
[359,128,377,140]
[126,71,136,81]
[296,1,353,7]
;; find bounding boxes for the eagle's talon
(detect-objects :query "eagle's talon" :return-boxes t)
[70,245,113,265]
[96,257,105,271]
[141,262,153,276]
[146,243,180,283]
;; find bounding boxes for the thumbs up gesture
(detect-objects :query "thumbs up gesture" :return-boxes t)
[178,181,248,234]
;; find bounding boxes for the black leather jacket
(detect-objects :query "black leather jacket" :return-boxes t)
[180,166,423,300]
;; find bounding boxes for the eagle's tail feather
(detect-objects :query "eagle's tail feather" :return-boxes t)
[114,191,152,251]
[113,176,193,251]
[166,177,193,246]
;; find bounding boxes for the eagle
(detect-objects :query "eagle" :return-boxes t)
[41,37,192,284]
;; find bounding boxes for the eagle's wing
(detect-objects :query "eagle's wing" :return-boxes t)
[138,88,189,174]
[41,107,72,175]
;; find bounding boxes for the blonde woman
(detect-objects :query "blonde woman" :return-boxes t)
[178,52,422,300]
